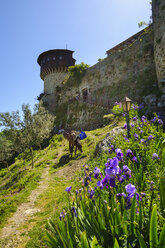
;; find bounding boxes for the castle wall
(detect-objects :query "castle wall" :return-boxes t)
[153,0,165,86]
[62,29,157,109]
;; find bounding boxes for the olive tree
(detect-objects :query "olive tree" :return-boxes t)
[0,102,55,169]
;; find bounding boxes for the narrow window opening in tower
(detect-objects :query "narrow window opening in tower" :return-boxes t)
[59,56,62,60]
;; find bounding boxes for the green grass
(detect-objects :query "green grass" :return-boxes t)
[0,118,123,247]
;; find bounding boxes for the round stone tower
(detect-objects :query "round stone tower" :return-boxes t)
[37,49,76,110]
[152,0,165,89]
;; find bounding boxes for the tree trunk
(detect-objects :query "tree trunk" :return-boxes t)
[30,147,34,168]
[5,161,9,172]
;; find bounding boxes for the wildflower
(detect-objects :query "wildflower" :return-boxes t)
[158,119,163,125]
[97,180,103,189]
[152,153,160,160]
[132,104,138,110]
[131,123,135,128]
[83,176,91,186]
[109,177,116,187]
[115,148,123,160]
[151,117,156,123]
[133,117,138,121]
[88,188,95,199]
[59,210,67,220]
[123,123,127,129]
[150,181,154,190]
[118,175,126,183]
[101,175,109,186]
[134,133,139,140]
[148,135,154,140]
[122,165,131,178]
[94,167,100,179]
[126,149,133,157]
[138,103,144,110]
[140,192,146,197]
[109,144,115,153]
[132,156,138,163]
[116,192,126,198]
[71,207,77,217]
[139,139,146,144]
[125,183,136,194]
[141,115,147,122]
[65,186,72,193]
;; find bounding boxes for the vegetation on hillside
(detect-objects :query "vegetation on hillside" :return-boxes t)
[0,102,55,170]
[46,104,165,247]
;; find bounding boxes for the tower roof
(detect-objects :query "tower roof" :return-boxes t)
[37,49,76,80]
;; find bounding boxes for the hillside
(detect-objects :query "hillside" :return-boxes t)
[0,117,122,248]
[0,106,165,247]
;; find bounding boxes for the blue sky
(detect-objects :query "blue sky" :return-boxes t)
[0,0,151,114]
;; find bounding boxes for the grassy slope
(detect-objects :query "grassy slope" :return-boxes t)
[0,117,124,247]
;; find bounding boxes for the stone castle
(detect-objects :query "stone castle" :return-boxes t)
[37,0,165,130]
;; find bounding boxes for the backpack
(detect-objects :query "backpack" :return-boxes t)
[79,131,87,140]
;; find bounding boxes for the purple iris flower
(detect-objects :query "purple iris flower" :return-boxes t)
[132,104,138,110]
[132,156,138,162]
[123,123,127,129]
[126,149,133,157]
[140,130,143,134]
[148,135,154,140]
[115,148,123,160]
[139,139,146,144]
[141,115,147,122]
[133,117,138,121]
[116,192,126,198]
[110,144,114,151]
[151,117,157,123]
[94,167,100,178]
[158,119,163,125]
[141,192,146,197]
[105,166,121,178]
[84,176,91,186]
[138,103,144,110]
[109,177,116,187]
[123,165,129,171]
[152,153,160,160]
[131,123,135,128]
[71,207,77,217]
[134,133,139,140]
[101,175,109,186]
[122,165,131,178]
[97,181,103,189]
[88,188,95,199]
[118,175,127,183]
[59,210,66,220]
[65,186,72,192]
[125,183,136,194]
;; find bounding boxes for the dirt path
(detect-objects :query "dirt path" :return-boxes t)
[0,165,50,248]
[0,152,87,248]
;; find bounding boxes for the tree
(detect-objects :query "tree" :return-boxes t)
[0,135,13,171]
[0,102,55,169]
[21,103,55,168]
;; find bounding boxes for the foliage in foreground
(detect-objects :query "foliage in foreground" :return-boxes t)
[46,105,165,247]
